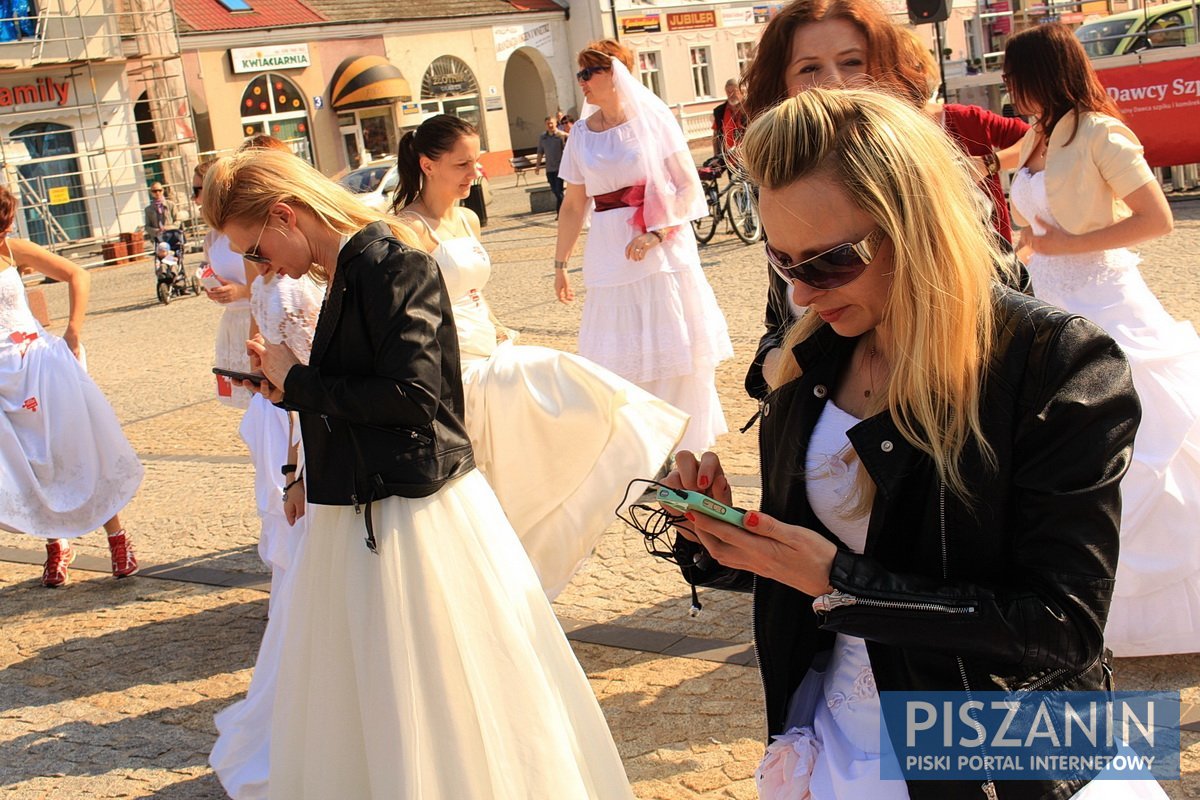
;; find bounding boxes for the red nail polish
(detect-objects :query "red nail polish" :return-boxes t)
[746,511,760,527]
[698,475,710,488]
[684,511,695,522]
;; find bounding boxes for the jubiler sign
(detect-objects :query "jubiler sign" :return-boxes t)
[229,44,311,74]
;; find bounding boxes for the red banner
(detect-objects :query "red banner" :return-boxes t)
[1095,56,1200,167]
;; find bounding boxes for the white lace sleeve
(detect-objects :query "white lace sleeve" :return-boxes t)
[250,274,324,365]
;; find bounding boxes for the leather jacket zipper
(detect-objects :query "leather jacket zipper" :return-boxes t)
[941,480,998,800]
[812,590,975,615]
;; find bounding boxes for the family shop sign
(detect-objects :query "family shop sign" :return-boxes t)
[1097,55,1200,166]
[0,77,71,109]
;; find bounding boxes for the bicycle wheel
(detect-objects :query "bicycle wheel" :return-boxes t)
[728,182,763,245]
[691,184,720,245]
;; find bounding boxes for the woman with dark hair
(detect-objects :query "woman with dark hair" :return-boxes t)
[202,148,633,798]
[554,39,733,454]
[741,0,1029,401]
[0,185,142,587]
[1005,23,1200,657]
[393,114,687,598]
[669,87,1161,800]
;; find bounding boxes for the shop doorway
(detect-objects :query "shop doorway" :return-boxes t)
[9,122,91,246]
[338,107,398,168]
[502,47,559,154]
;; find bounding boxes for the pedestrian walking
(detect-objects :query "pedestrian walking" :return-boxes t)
[554,39,733,454]
[202,148,636,799]
[1005,23,1200,657]
[0,185,142,587]
[534,116,567,215]
[394,114,688,598]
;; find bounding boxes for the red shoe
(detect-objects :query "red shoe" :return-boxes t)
[42,540,75,588]
[108,529,139,579]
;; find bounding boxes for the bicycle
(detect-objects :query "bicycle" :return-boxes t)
[691,157,762,246]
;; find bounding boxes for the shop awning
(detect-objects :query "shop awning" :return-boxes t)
[330,56,412,110]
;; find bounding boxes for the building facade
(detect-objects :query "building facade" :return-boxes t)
[176,0,575,176]
[0,0,195,253]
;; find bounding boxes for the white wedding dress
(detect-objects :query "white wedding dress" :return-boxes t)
[215,239,636,800]
[559,117,733,452]
[0,264,142,537]
[1012,168,1200,657]
[408,209,689,598]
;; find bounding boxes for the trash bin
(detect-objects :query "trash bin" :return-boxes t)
[462,179,488,227]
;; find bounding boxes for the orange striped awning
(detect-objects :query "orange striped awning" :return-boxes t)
[330,56,412,110]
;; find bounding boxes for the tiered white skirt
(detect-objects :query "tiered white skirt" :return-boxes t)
[578,267,732,453]
[0,328,142,537]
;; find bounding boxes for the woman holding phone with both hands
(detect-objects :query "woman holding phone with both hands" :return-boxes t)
[202,149,633,799]
[666,89,1162,799]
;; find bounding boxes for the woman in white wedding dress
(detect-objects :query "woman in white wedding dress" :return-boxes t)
[553,40,733,453]
[1006,24,1200,657]
[394,114,690,598]
[0,185,142,588]
[202,148,634,800]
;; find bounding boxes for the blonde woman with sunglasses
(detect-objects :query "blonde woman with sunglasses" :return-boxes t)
[666,89,1160,800]
[202,149,633,800]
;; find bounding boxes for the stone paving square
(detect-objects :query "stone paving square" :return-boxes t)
[2,177,1199,798]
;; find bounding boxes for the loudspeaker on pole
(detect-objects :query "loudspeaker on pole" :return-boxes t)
[907,0,950,24]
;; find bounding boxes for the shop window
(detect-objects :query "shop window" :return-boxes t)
[0,0,39,42]
[420,56,487,150]
[240,73,314,163]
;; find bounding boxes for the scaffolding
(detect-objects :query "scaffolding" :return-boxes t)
[0,0,198,266]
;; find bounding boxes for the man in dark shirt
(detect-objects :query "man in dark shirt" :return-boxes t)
[534,116,567,215]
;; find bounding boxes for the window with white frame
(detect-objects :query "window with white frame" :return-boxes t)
[736,41,756,76]
[638,51,663,98]
[690,47,714,99]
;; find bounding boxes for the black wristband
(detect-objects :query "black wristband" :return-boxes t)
[281,463,297,476]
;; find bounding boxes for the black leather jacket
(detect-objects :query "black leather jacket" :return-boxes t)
[283,223,475,523]
[684,289,1140,800]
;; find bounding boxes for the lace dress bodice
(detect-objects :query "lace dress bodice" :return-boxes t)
[0,265,38,337]
[1009,168,1139,308]
[250,273,325,365]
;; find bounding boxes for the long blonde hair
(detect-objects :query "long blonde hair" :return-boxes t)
[741,88,1002,506]
[201,149,418,281]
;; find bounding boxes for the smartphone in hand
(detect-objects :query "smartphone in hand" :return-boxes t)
[656,487,748,529]
[212,367,265,387]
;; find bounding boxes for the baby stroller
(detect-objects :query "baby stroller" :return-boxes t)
[153,230,198,304]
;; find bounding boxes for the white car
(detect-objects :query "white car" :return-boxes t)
[338,159,398,212]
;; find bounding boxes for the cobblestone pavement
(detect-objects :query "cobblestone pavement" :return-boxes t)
[2,175,1199,798]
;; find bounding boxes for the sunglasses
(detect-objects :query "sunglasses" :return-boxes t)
[191,185,202,198]
[576,65,611,82]
[764,228,884,290]
[151,189,164,194]
[242,216,272,266]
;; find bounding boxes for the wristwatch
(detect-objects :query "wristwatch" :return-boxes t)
[982,151,1000,177]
